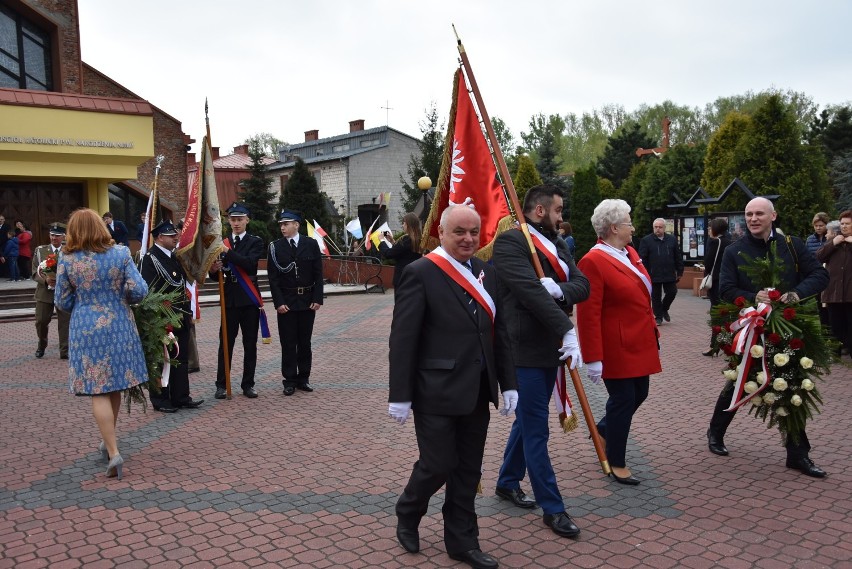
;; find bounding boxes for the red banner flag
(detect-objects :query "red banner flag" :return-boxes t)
[422,68,511,258]
[176,137,224,284]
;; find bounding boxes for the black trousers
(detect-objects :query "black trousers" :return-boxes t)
[277,309,316,386]
[396,378,490,555]
[597,376,649,468]
[151,313,191,408]
[216,306,259,390]
[709,380,812,459]
[652,281,678,319]
[826,303,852,355]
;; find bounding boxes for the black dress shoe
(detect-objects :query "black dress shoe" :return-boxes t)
[283,385,296,396]
[243,387,258,398]
[542,512,580,538]
[707,429,729,456]
[35,349,45,358]
[786,456,827,478]
[663,310,671,322]
[180,399,204,409]
[214,388,227,399]
[396,525,419,553]
[655,317,663,325]
[609,471,640,485]
[154,405,178,413]
[495,486,537,509]
[188,367,200,373]
[448,548,498,569]
[60,354,68,360]
[296,383,314,392]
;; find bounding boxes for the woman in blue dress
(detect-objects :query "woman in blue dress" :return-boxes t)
[55,208,149,480]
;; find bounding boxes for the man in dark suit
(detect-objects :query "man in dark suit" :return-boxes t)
[0,213,9,278]
[209,203,265,399]
[493,185,590,538]
[102,212,129,246]
[267,209,324,396]
[139,220,204,412]
[638,218,683,324]
[32,224,70,359]
[389,205,515,569]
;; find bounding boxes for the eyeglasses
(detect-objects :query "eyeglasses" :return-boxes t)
[616,222,634,228]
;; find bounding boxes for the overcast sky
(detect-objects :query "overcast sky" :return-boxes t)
[78,0,851,158]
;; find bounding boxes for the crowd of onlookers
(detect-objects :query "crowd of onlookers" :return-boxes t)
[0,213,33,282]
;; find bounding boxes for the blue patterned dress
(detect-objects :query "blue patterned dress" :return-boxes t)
[55,245,149,395]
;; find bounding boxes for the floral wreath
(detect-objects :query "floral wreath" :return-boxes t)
[709,241,834,445]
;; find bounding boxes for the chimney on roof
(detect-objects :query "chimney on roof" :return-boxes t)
[349,119,365,132]
[234,144,249,155]
[305,130,319,142]
[211,147,220,160]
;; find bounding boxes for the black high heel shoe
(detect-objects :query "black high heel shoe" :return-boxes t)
[702,348,718,357]
[609,470,640,485]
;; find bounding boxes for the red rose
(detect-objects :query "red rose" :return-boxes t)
[165,324,174,333]
[163,300,172,308]
[735,296,747,308]
[768,289,782,301]
[722,344,734,356]
[783,307,797,321]
[767,333,782,345]
[789,338,805,350]
[754,325,764,335]
[719,308,730,316]
[724,322,733,332]
[712,325,722,334]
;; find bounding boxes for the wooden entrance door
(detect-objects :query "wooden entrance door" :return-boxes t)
[0,182,85,246]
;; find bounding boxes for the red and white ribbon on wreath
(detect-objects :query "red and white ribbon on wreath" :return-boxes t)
[725,303,772,411]
[160,331,179,388]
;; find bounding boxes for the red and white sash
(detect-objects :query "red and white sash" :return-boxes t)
[527,225,569,281]
[426,247,496,323]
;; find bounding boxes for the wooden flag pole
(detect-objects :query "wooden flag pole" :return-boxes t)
[454,26,609,475]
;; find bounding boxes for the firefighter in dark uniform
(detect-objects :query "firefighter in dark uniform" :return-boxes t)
[209,202,266,399]
[267,209,324,395]
[139,220,204,412]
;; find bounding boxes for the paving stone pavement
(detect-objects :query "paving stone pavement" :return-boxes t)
[1,291,851,568]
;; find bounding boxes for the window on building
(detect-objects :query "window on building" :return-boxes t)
[332,144,350,152]
[360,139,380,148]
[0,4,53,90]
[315,148,325,156]
[108,184,153,239]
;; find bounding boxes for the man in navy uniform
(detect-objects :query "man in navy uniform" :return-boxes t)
[267,209,324,396]
[139,220,204,412]
[209,203,266,399]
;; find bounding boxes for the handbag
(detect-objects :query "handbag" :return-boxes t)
[700,237,721,290]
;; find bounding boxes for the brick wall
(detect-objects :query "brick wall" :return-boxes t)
[81,64,188,211]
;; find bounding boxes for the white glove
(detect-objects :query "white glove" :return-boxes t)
[540,277,564,300]
[388,402,412,425]
[586,361,602,384]
[500,390,518,416]
[558,329,582,368]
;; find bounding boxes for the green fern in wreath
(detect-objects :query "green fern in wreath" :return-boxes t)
[124,286,185,412]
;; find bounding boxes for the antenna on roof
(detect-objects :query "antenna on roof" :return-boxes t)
[381,100,393,125]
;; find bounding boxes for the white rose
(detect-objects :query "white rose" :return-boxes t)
[744,381,759,394]
[773,378,788,391]
[723,369,738,381]
[774,353,790,367]
[791,394,803,406]
[801,378,815,391]
[763,392,777,405]
[800,357,814,369]
[750,345,765,358]
[756,371,766,385]
[776,406,789,417]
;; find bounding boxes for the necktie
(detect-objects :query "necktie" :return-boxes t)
[290,239,297,254]
[464,262,477,315]
[233,235,241,247]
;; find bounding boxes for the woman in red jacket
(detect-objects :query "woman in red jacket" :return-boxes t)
[576,199,662,485]
[15,221,32,281]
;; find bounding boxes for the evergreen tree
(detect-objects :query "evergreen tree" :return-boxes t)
[491,116,518,174]
[280,157,329,235]
[619,161,649,207]
[598,177,617,200]
[633,144,706,233]
[809,106,852,163]
[736,95,832,236]
[570,164,601,259]
[596,122,657,188]
[401,103,444,215]
[513,154,542,206]
[832,151,852,211]
[238,137,276,243]
[536,126,563,187]
[701,112,752,205]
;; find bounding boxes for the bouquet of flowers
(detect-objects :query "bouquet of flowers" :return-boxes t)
[124,286,184,412]
[708,241,834,445]
[38,253,58,289]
